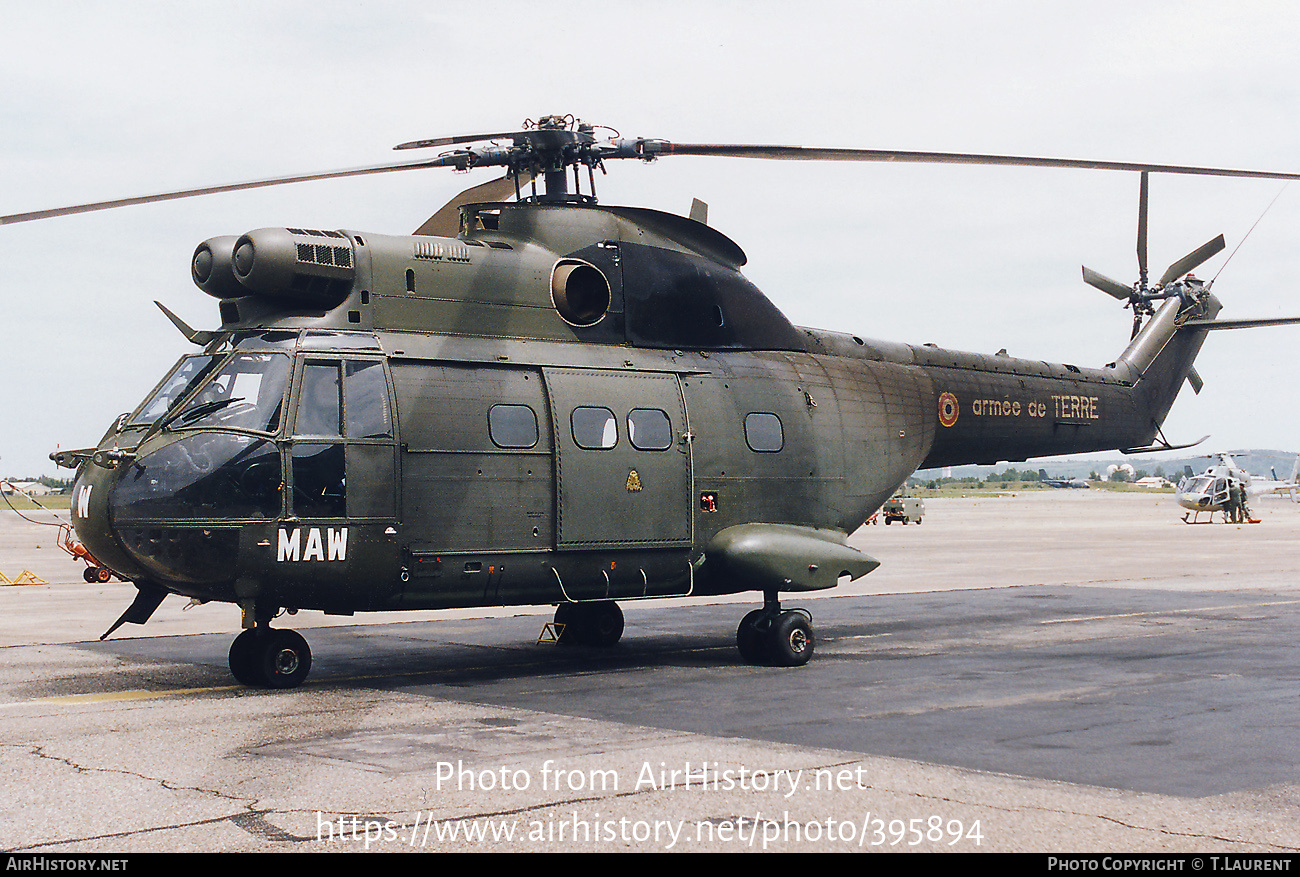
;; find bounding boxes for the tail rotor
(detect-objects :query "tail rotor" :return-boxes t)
[1082,171,1225,339]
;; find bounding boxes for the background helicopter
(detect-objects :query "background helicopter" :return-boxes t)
[10,115,1300,688]
[1175,452,1300,522]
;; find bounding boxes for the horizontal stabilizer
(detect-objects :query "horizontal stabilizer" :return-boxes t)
[1121,434,1210,455]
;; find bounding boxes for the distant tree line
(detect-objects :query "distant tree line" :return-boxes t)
[3,475,74,489]
[915,464,1170,489]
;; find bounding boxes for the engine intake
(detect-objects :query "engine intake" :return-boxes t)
[192,228,356,307]
[551,259,610,326]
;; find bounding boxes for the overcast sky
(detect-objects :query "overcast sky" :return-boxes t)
[3,1,1300,477]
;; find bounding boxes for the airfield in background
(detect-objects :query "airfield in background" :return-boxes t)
[920,448,1300,484]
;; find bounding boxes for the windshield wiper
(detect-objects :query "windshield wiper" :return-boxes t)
[171,397,245,427]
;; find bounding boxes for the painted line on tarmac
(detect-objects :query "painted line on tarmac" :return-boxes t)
[1,684,243,707]
[1039,598,1300,625]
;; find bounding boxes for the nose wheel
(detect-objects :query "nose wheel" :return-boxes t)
[229,628,312,688]
[736,593,815,667]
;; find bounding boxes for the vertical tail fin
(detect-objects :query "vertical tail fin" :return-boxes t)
[1115,289,1221,447]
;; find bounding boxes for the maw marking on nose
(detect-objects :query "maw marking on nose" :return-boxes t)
[277,528,348,562]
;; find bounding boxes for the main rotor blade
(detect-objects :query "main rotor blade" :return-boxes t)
[1157,235,1226,287]
[11,134,1300,227]
[0,156,456,225]
[1082,266,1133,300]
[393,130,527,151]
[1137,172,1149,284]
[641,142,1300,182]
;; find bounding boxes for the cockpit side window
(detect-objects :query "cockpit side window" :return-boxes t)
[344,360,392,439]
[296,362,342,437]
[289,356,396,520]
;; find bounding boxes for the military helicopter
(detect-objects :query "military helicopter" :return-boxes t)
[8,114,1300,688]
[1175,452,1300,522]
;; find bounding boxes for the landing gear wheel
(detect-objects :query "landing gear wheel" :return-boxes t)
[229,628,312,688]
[257,629,312,689]
[228,629,263,687]
[736,609,767,664]
[768,611,815,667]
[554,601,624,646]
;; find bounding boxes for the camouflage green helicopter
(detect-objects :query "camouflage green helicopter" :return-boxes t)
[9,115,1300,688]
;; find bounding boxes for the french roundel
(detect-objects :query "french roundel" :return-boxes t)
[938,392,959,427]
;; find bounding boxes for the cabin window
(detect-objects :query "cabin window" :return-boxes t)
[628,408,672,451]
[744,412,784,452]
[489,404,539,449]
[572,407,617,450]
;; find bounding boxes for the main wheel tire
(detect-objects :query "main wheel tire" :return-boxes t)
[586,601,624,647]
[554,602,624,646]
[736,609,768,664]
[766,611,815,667]
[229,629,264,687]
[554,602,582,645]
[256,629,312,689]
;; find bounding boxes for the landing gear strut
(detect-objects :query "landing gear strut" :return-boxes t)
[736,590,814,667]
[554,600,624,646]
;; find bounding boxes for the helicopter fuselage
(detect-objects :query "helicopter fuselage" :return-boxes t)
[58,198,1217,681]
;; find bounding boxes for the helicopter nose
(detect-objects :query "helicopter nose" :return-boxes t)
[69,465,145,582]
[104,433,282,590]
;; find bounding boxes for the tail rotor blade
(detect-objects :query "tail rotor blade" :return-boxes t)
[1157,234,1226,287]
[1082,266,1133,300]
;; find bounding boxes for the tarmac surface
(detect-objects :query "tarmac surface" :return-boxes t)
[1,490,1298,853]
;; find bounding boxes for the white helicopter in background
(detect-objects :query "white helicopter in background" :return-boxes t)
[1175,453,1300,523]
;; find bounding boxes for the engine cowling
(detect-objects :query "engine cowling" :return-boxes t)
[192,227,356,307]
